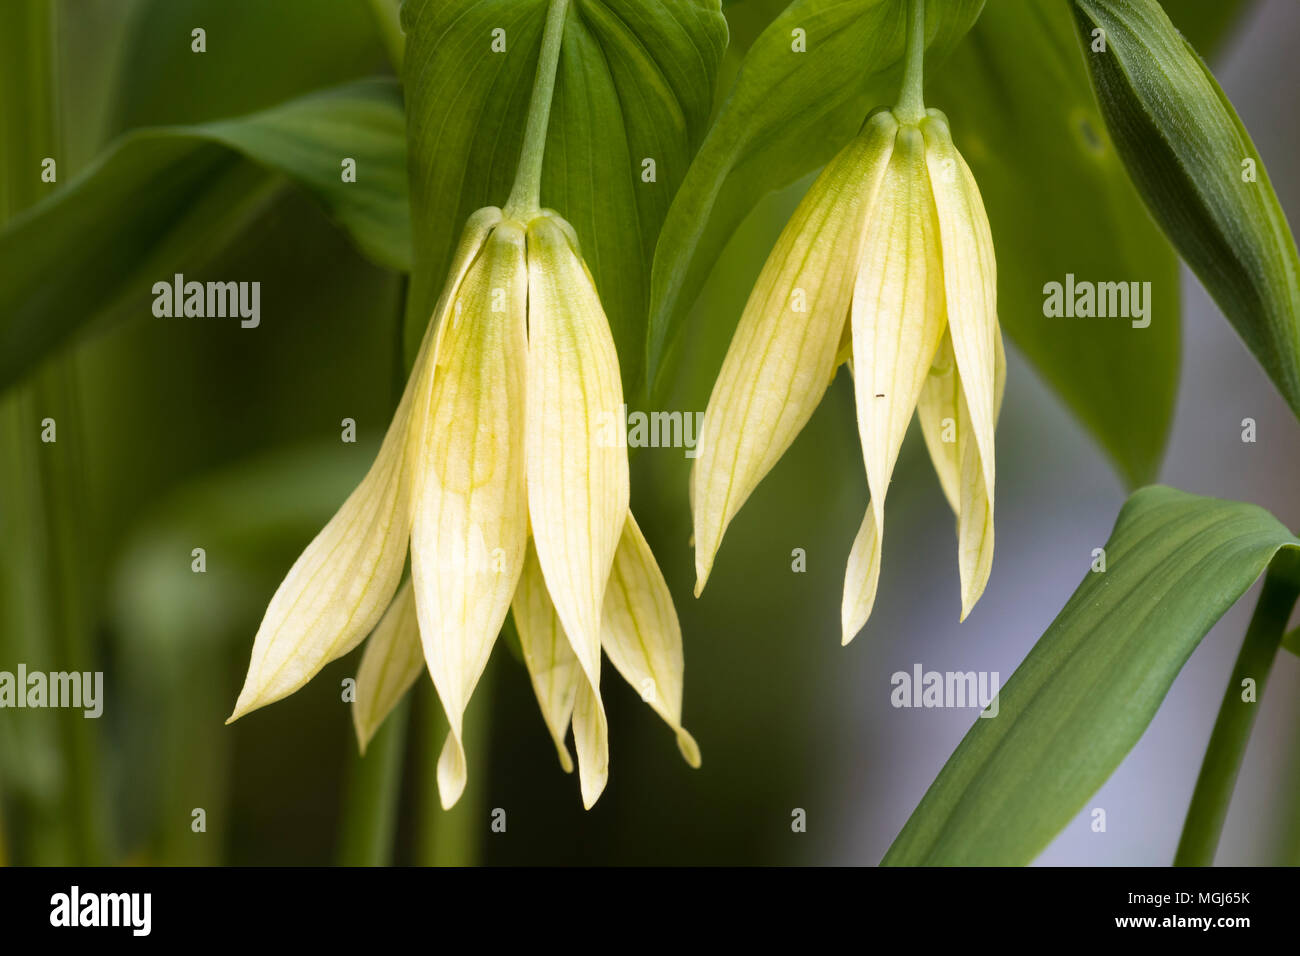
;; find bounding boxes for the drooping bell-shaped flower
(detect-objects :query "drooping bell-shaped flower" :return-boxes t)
[692,106,1005,643]
[229,207,699,810]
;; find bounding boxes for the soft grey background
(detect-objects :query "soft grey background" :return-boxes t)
[828,0,1300,865]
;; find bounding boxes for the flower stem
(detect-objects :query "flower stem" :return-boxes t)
[503,0,570,217]
[894,0,927,124]
[337,697,410,866]
[0,0,109,866]
[1174,551,1300,866]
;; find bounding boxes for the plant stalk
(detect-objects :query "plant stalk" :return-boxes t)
[895,0,927,124]
[503,0,571,217]
[1174,552,1300,865]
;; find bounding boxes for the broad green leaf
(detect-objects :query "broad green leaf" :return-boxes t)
[0,79,410,391]
[400,0,728,398]
[109,0,390,133]
[930,1,1179,486]
[645,0,985,395]
[883,485,1300,866]
[1071,0,1300,424]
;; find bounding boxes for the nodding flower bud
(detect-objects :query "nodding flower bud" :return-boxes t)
[692,106,1005,641]
[230,206,699,812]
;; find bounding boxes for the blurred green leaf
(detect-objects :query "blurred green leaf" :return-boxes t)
[400,0,727,398]
[884,485,1300,866]
[1071,0,1300,424]
[931,1,1180,486]
[0,79,410,391]
[644,0,984,394]
[109,0,390,132]
[112,442,372,864]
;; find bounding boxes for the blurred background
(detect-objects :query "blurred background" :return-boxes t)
[0,0,1297,865]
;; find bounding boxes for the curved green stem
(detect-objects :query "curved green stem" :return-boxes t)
[503,0,570,217]
[894,0,927,124]
[1175,552,1300,865]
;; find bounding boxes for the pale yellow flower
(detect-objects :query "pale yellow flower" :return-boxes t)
[229,207,699,810]
[692,108,1005,643]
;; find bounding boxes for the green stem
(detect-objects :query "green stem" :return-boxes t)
[0,0,109,865]
[894,0,927,124]
[415,668,493,866]
[336,277,413,866]
[502,0,570,217]
[337,697,411,866]
[1174,553,1300,866]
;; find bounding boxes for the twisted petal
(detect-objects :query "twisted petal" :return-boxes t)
[228,208,501,722]
[692,112,898,595]
[512,538,580,774]
[917,330,1007,619]
[841,505,881,645]
[525,215,625,807]
[571,675,608,810]
[411,219,529,810]
[351,578,422,754]
[923,110,998,500]
[602,514,701,767]
[848,122,947,642]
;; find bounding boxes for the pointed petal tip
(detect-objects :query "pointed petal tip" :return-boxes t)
[436,732,469,810]
[579,773,608,810]
[693,558,711,598]
[352,710,373,756]
[225,691,259,725]
[676,729,702,769]
[557,744,575,775]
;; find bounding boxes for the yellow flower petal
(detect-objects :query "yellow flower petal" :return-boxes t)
[512,538,579,774]
[524,213,623,809]
[410,219,529,810]
[956,328,1006,619]
[571,675,609,810]
[841,505,882,645]
[916,333,962,513]
[916,328,1007,619]
[351,578,422,755]
[851,122,947,598]
[692,112,899,595]
[601,514,701,767]
[922,110,998,499]
[227,208,501,723]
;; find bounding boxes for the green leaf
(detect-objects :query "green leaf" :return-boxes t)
[0,79,410,391]
[400,0,728,397]
[645,0,985,395]
[929,1,1180,486]
[109,0,390,133]
[883,485,1300,866]
[1070,0,1300,424]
